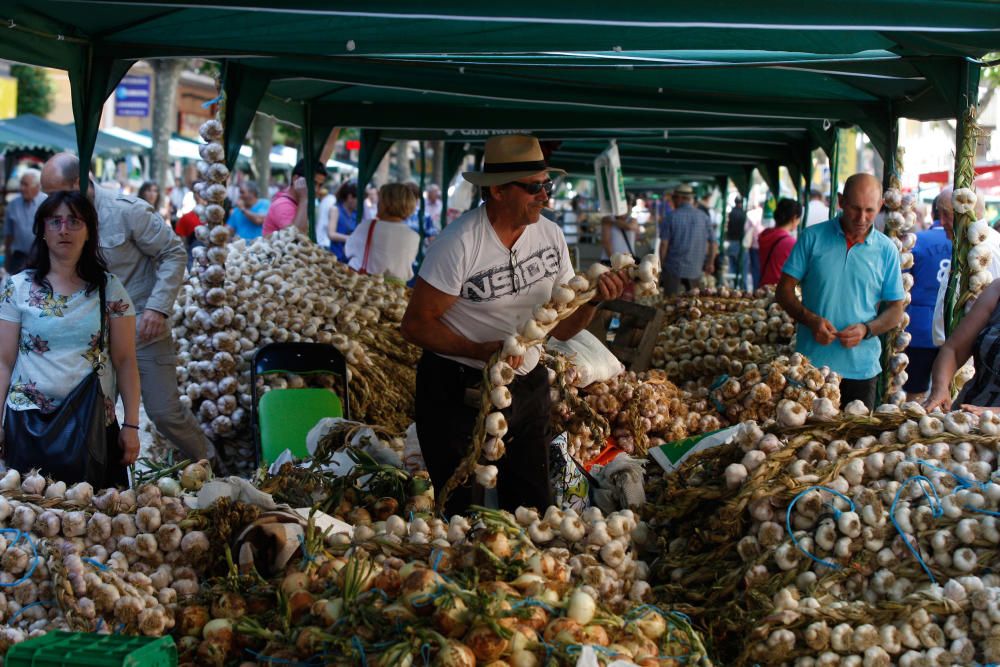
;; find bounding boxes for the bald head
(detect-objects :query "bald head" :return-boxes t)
[842,173,882,201]
[838,173,883,241]
[40,152,82,194]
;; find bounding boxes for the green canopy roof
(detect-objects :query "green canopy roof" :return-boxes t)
[0,1,994,196]
[0,114,144,157]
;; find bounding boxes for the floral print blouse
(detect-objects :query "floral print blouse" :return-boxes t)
[0,271,134,424]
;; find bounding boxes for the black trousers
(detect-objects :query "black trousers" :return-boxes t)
[415,351,552,517]
[840,377,878,410]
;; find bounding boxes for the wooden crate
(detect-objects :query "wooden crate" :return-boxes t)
[586,299,664,371]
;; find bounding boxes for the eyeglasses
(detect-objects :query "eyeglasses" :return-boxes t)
[508,180,554,196]
[508,249,520,294]
[43,216,85,231]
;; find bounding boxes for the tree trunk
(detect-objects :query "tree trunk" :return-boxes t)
[374,151,391,188]
[250,114,274,193]
[149,59,187,193]
[394,141,412,182]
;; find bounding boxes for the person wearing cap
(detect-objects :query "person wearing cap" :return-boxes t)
[777,173,905,409]
[658,183,715,295]
[262,160,328,237]
[400,135,626,515]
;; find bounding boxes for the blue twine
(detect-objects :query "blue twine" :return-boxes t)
[431,549,445,572]
[409,584,449,609]
[0,529,38,587]
[8,599,53,624]
[785,486,854,570]
[352,635,368,667]
[890,475,942,584]
[201,94,223,109]
[707,374,729,413]
[113,623,125,635]
[82,557,109,571]
[296,534,317,570]
[370,588,389,602]
[967,507,1000,517]
[783,373,804,388]
[420,642,432,666]
[914,459,984,490]
[94,617,104,633]
[511,598,556,613]
[539,637,555,663]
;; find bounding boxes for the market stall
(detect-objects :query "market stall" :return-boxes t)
[0,3,998,665]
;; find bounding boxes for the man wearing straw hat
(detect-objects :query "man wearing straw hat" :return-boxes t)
[659,183,715,295]
[401,134,626,515]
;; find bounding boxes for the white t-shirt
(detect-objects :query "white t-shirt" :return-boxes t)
[932,225,1000,346]
[316,194,335,249]
[806,199,831,227]
[419,205,576,373]
[345,219,420,282]
[601,217,637,261]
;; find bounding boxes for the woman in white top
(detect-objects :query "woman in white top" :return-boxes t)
[345,183,421,283]
[600,209,638,263]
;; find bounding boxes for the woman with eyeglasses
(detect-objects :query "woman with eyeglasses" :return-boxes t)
[0,191,141,483]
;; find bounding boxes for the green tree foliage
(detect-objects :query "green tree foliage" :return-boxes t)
[10,65,54,117]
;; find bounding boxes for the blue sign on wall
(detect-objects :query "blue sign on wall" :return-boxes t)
[115,75,150,117]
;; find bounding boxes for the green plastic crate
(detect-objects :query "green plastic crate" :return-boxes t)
[5,631,176,667]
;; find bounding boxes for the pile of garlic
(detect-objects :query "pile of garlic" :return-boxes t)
[579,370,717,456]
[172,227,418,468]
[0,464,212,654]
[882,185,917,403]
[651,288,795,384]
[707,352,842,426]
[647,398,1000,665]
[182,502,706,666]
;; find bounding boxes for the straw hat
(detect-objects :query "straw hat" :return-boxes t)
[463,135,566,186]
[674,183,694,196]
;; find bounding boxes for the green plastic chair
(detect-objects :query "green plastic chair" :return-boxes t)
[251,343,350,466]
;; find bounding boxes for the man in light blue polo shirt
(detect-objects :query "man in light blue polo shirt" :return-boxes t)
[777,173,905,408]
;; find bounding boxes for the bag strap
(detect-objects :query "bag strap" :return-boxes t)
[360,219,378,274]
[618,224,636,258]
[760,232,785,278]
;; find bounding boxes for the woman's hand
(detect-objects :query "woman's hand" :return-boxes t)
[923,389,952,413]
[119,427,140,465]
[959,404,992,417]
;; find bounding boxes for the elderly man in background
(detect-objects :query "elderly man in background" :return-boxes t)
[4,169,46,274]
[40,153,215,466]
[777,173,905,409]
[805,187,830,228]
[658,183,715,295]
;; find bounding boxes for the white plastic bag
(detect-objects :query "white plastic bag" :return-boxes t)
[403,423,427,473]
[547,329,624,387]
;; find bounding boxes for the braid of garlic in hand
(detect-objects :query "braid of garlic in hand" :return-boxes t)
[437,253,660,511]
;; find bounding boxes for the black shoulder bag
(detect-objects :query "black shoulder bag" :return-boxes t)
[4,282,113,486]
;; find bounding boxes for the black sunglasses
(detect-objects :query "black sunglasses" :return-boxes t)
[508,180,554,196]
[508,249,520,294]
